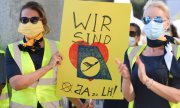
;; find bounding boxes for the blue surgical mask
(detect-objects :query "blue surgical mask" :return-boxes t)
[129,36,136,46]
[143,20,165,40]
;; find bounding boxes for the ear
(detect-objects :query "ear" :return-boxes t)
[165,19,170,31]
[134,36,140,42]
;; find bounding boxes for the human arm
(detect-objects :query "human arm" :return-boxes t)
[115,51,135,102]
[8,51,62,90]
[69,98,94,108]
[136,57,180,103]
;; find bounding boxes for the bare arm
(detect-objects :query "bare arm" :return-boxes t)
[10,52,62,90]
[68,98,94,108]
[69,98,84,108]
[136,57,180,103]
[10,65,52,90]
[146,78,180,103]
[115,59,135,102]
[122,78,135,102]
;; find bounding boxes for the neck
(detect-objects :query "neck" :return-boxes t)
[146,45,164,52]
[39,40,45,48]
[24,35,44,48]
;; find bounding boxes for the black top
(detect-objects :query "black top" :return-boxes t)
[5,40,44,80]
[0,52,6,87]
[124,50,180,108]
[103,99,128,108]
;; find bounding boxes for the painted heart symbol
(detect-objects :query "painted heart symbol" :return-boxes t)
[69,41,109,68]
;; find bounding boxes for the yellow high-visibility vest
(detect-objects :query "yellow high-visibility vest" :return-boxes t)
[127,45,180,108]
[0,83,10,108]
[0,50,10,108]
[8,38,63,108]
[0,50,5,54]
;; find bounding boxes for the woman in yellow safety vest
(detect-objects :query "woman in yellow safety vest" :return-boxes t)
[5,1,93,108]
[116,1,180,108]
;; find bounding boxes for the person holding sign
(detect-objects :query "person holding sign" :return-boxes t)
[5,1,93,108]
[116,1,180,108]
[103,22,142,108]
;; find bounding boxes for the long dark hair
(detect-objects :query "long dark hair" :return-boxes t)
[130,23,141,37]
[170,24,178,38]
[20,1,50,35]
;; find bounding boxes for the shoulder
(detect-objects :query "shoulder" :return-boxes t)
[45,38,60,50]
[7,41,22,56]
[126,45,146,57]
[45,38,60,44]
[7,41,23,49]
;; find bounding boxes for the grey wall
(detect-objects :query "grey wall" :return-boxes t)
[0,0,64,50]
[0,0,112,50]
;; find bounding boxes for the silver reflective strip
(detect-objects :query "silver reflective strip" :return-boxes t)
[38,78,57,85]
[30,81,38,88]
[13,42,22,72]
[164,45,173,71]
[129,46,142,69]
[62,97,69,108]
[48,40,58,78]
[48,40,58,55]
[42,100,62,108]
[53,67,58,78]
[172,44,178,58]
[13,42,37,88]
[10,102,34,108]
[0,93,8,100]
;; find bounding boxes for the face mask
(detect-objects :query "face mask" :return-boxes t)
[143,20,165,40]
[128,36,136,46]
[18,21,44,39]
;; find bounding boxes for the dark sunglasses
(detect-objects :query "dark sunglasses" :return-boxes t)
[142,16,166,24]
[129,31,137,37]
[19,17,41,24]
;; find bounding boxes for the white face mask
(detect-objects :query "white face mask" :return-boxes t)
[143,20,165,40]
[129,36,136,46]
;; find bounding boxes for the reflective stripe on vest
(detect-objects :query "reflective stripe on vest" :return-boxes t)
[10,102,34,108]
[0,93,8,100]
[11,100,63,108]
[127,45,180,108]
[41,100,63,108]
[127,45,146,70]
[8,38,62,108]
[169,42,180,108]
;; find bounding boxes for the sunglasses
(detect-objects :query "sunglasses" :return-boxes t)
[20,17,41,24]
[142,16,166,24]
[129,31,137,37]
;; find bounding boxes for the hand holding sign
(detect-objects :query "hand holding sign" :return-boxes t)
[115,58,130,79]
[57,0,131,99]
